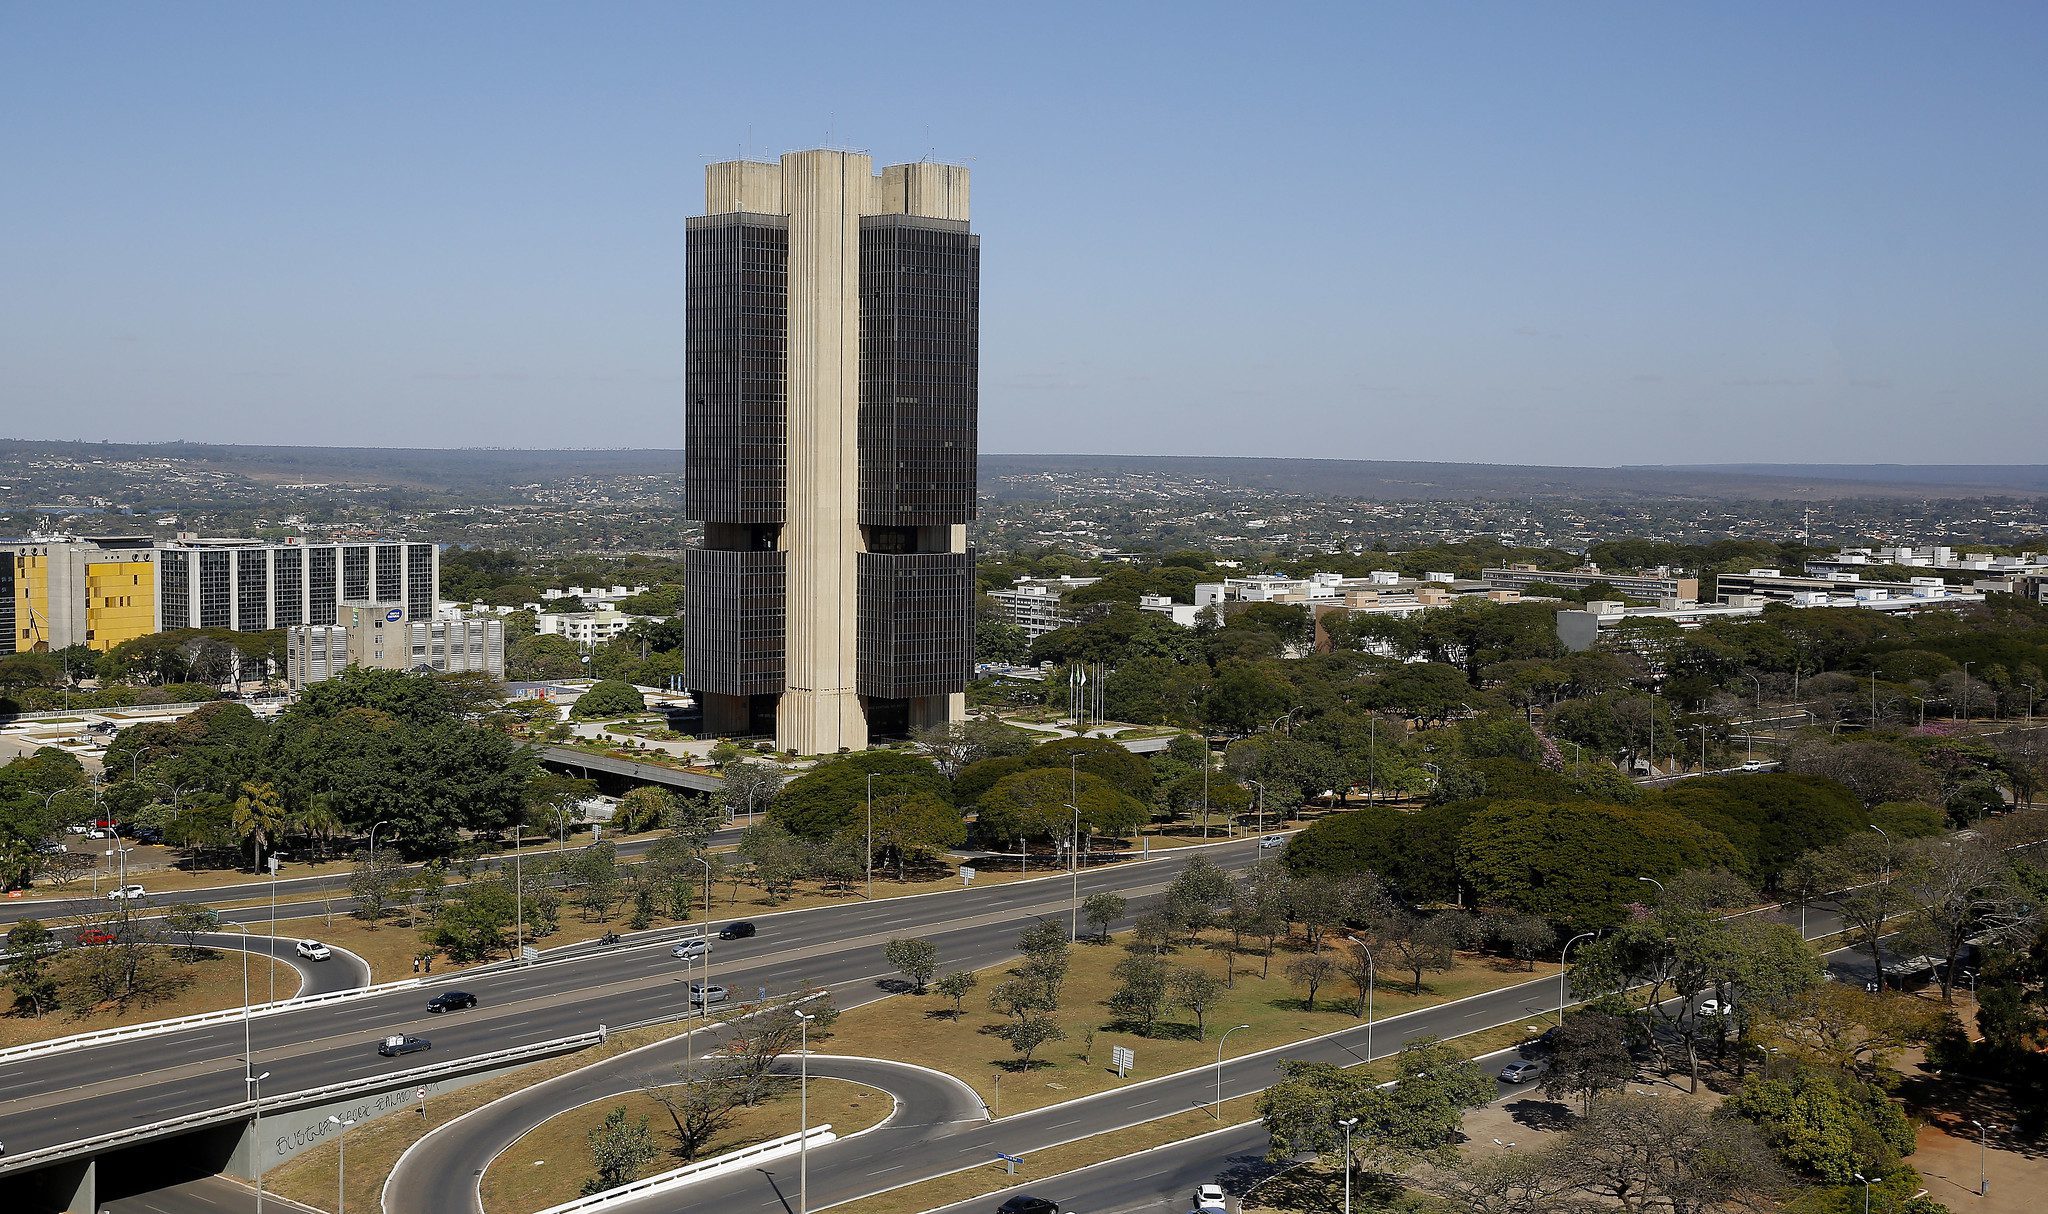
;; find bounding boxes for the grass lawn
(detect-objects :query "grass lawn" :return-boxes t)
[830,925,1557,1118]
[479,1076,889,1214]
[827,1019,1544,1214]
[0,951,300,1048]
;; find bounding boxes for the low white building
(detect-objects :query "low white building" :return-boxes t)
[537,607,649,648]
[986,576,1102,640]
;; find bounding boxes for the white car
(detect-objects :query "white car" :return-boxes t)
[1739,760,1770,772]
[1698,997,1736,1018]
[671,939,710,960]
[108,885,147,900]
[295,939,332,961]
[1498,1058,1551,1083]
[1196,1182,1228,1212]
[1258,836,1286,850]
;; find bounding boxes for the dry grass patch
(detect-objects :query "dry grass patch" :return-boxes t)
[479,1077,889,1214]
[832,925,1557,1118]
[0,952,300,1048]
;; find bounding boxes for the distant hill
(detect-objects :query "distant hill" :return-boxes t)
[2,440,2041,501]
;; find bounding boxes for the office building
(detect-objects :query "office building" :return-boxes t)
[4,536,159,653]
[157,536,438,633]
[1482,564,1698,601]
[538,607,648,648]
[684,149,977,752]
[986,576,1101,640]
[285,601,503,690]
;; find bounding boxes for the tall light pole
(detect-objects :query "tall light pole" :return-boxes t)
[1337,1116,1358,1214]
[1744,673,1762,715]
[1560,931,1596,1022]
[327,1115,355,1214]
[797,1009,814,1214]
[1638,875,1665,898]
[1869,669,1882,723]
[1853,1172,1873,1214]
[248,1069,272,1213]
[1696,723,1709,774]
[1870,824,1892,879]
[1963,660,1974,721]
[1215,1023,1251,1119]
[1248,779,1266,840]
[267,854,280,1003]
[1063,802,1082,942]
[1346,935,1376,1062]
[1972,1118,1990,1196]
[865,773,875,900]
[513,821,525,962]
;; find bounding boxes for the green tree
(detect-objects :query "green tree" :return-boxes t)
[579,1105,657,1196]
[5,919,60,1015]
[1458,800,1744,928]
[1081,891,1127,943]
[933,969,978,1018]
[1542,1010,1636,1113]
[884,937,939,995]
[424,877,517,962]
[1287,952,1337,1011]
[1729,1065,1916,1183]
[507,634,585,682]
[869,791,967,880]
[1169,965,1224,1039]
[1107,953,1174,1036]
[770,752,951,841]
[230,780,286,869]
[571,680,645,718]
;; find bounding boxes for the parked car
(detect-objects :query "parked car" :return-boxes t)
[378,1034,431,1057]
[1498,1058,1550,1084]
[295,940,332,961]
[86,826,119,840]
[75,928,118,946]
[996,1198,1060,1214]
[426,991,478,1013]
[717,921,757,940]
[107,885,147,901]
[1258,835,1286,849]
[64,823,91,835]
[672,939,710,960]
[131,827,164,845]
[1698,998,1736,1018]
[689,983,729,1006]
[1196,1182,1229,1212]
[35,839,67,856]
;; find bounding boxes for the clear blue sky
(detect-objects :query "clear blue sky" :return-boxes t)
[3,3,2042,465]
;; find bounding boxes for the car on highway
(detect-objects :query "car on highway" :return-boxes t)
[107,885,147,900]
[717,921,757,940]
[1258,835,1286,849]
[378,1034,432,1057]
[1739,759,1771,772]
[1498,1058,1550,1084]
[996,1197,1060,1214]
[672,938,710,960]
[688,982,729,1006]
[426,991,478,1013]
[295,939,332,961]
[1196,1182,1228,1212]
[75,928,118,946]
[1698,997,1736,1018]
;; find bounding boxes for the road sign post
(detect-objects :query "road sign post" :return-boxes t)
[1112,1045,1134,1078]
[521,944,540,965]
[416,1085,427,1118]
[960,865,976,886]
[995,1151,1022,1176]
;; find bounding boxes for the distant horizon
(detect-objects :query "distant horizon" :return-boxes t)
[4,5,2042,463]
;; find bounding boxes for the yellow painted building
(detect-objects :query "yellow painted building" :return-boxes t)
[5,540,159,653]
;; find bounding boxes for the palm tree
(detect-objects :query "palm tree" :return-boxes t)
[290,794,344,860]
[231,781,286,870]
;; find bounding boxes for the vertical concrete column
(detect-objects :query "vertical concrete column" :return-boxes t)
[777,150,869,755]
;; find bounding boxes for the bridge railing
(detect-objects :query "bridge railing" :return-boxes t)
[0,977,426,1066]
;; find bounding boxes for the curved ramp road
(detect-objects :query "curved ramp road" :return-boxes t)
[194,932,373,998]
[0,839,1261,1161]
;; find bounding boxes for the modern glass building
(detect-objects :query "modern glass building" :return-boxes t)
[157,539,438,633]
[685,150,977,752]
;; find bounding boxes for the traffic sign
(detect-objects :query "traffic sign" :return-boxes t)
[959,865,977,886]
[415,1086,427,1100]
[521,945,540,963]
[1112,1045,1135,1077]
[995,1151,1023,1175]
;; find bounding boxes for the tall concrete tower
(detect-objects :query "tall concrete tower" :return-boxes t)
[684,150,977,754]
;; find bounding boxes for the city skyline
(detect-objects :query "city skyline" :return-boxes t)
[3,3,2043,465]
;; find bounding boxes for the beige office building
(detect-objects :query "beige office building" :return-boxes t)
[684,150,977,754]
[285,601,504,690]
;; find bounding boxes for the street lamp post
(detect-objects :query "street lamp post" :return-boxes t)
[1853,1172,1873,1214]
[1337,1116,1359,1214]
[1248,779,1266,840]
[1972,1119,1990,1196]
[1063,801,1082,941]
[797,1009,814,1214]
[1871,824,1892,879]
[1696,723,1709,774]
[1963,661,1974,721]
[513,821,525,962]
[1345,935,1376,1061]
[1560,932,1596,1022]
[865,773,875,900]
[327,1115,356,1214]
[1638,875,1666,898]
[248,1068,271,1213]
[1215,1023,1251,1119]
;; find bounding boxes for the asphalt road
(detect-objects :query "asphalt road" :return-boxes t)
[193,933,373,998]
[0,838,1259,1164]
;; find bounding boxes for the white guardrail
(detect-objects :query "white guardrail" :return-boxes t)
[534,1125,837,1214]
[0,1029,606,1176]
[0,977,425,1066]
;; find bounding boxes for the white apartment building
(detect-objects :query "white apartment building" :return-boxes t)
[985,576,1102,640]
[537,607,647,648]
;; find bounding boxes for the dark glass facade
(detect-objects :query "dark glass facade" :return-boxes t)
[236,549,269,629]
[684,549,787,696]
[0,555,15,655]
[198,552,231,629]
[685,214,789,525]
[309,548,338,625]
[406,544,435,621]
[859,215,979,526]
[375,544,402,603]
[342,545,370,602]
[158,553,190,630]
[274,551,304,627]
[856,551,974,699]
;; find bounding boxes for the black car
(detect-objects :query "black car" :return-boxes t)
[131,826,164,845]
[718,921,757,940]
[378,1034,431,1057]
[996,1197,1060,1214]
[426,991,478,1013]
